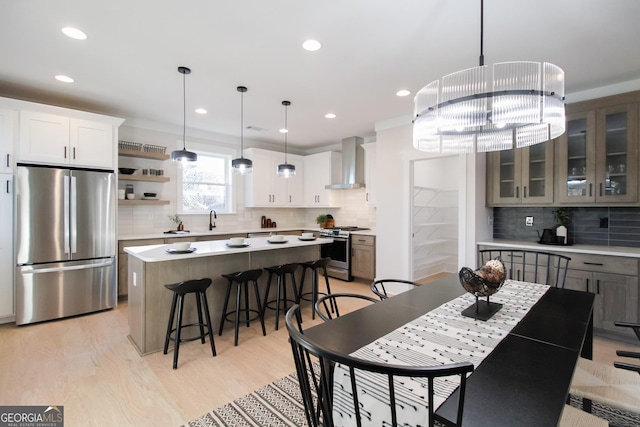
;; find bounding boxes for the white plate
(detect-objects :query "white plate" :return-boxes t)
[226,243,251,248]
[166,247,197,254]
[267,239,288,244]
[298,237,317,241]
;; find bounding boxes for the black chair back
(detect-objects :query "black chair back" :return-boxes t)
[314,293,378,322]
[478,249,571,287]
[286,304,474,427]
[371,278,420,300]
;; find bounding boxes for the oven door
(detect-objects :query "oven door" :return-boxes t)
[320,238,348,267]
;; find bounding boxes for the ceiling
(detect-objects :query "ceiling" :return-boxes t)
[1,0,639,151]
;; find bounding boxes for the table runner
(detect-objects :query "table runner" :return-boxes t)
[332,280,550,426]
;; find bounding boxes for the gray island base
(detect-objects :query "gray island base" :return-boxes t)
[124,236,332,355]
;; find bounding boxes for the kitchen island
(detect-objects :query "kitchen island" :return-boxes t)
[124,235,332,355]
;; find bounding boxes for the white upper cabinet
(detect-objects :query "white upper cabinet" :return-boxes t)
[303,151,341,207]
[362,143,377,207]
[18,110,115,169]
[244,148,304,207]
[0,108,15,174]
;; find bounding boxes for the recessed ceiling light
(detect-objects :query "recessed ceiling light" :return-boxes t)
[279,128,288,133]
[195,108,207,114]
[302,39,322,51]
[396,89,411,97]
[61,27,87,40]
[55,75,74,83]
[325,113,336,119]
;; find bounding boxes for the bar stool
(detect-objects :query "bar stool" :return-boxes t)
[299,257,337,320]
[263,263,299,330]
[163,278,216,369]
[219,268,266,346]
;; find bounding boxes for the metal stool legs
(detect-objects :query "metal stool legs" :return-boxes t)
[163,278,216,369]
[219,269,266,346]
[263,263,299,330]
[299,258,337,320]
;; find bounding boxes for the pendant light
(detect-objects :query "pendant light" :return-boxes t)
[277,100,296,178]
[171,66,198,164]
[412,0,565,153]
[231,86,252,174]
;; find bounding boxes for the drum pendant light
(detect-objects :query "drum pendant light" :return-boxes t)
[231,86,252,174]
[277,100,295,178]
[412,0,565,153]
[171,66,197,164]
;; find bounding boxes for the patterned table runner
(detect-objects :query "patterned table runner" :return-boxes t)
[333,280,550,426]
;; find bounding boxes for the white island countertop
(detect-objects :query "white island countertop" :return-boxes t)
[478,239,640,258]
[124,235,333,263]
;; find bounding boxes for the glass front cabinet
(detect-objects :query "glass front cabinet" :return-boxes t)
[489,140,554,205]
[558,104,638,204]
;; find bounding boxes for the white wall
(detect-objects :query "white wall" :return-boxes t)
[374,117,492,279]
[117,125,376,235]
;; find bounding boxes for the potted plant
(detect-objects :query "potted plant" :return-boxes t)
[316,214,327,228]
[552,208,570,244]
[168,214,183,231]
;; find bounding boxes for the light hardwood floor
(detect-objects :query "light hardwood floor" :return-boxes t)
[0,277,637,426]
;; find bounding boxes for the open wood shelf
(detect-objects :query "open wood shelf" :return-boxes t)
[118,149,170,161]
[118,199,170,206]
[118,174,170,183]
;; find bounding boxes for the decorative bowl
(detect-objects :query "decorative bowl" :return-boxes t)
[144,192,157,198]
[172,242,191,251]
[459,258,506,297]
[119,168,136,175]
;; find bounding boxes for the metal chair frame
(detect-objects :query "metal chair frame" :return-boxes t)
[286,304,474,427]
[314,293,378,322]
[371,278,420,300]
[478,249,571,287]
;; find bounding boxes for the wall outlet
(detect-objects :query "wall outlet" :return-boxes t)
[525,216,534,226]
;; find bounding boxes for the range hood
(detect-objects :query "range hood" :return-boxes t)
[325,136,365,189]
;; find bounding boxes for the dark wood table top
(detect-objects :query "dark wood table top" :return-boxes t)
[303,274,595,427]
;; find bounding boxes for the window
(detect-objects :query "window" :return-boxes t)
[180,151,233,213]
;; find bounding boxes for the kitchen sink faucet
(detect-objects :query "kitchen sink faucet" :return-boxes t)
[209,210,217,230]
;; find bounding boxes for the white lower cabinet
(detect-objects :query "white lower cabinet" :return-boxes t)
[0,173,14,320]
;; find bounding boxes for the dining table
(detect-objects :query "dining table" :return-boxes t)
[303,273,595,427]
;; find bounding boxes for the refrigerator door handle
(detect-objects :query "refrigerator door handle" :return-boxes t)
[21,260,114,274]
[71,174,77,254]
[64,175,71,254]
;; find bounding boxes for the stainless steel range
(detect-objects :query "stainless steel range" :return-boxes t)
[320,226,370,281]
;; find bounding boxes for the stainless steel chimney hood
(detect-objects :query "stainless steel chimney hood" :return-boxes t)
[325,136,365,189]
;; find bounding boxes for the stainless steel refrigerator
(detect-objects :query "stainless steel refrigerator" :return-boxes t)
[15,164,116,325]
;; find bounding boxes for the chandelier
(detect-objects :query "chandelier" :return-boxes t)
[277,100,296,177]
[171,66,198,164]
[231,86,252,174]
[413,0,565,153]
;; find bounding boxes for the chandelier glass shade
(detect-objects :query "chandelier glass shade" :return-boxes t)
[413,0,565,153]
[232,86,252,174]
[277,100,295,178]
[171,66,198,165]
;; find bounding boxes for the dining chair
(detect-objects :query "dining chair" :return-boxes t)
[314,293,378,322]
[371,278,420,300]
[478,249,571,287]
[614,321,640,374]
[285,304,474,427]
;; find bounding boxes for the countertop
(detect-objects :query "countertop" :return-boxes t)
[119,227,376,240]
[124,235,333,262]
[478,239,640,258]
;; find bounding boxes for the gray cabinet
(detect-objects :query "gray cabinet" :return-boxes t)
[351,235,375,280]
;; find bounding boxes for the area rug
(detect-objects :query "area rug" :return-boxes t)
[568,394,640,427]
[184,371,313,427]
